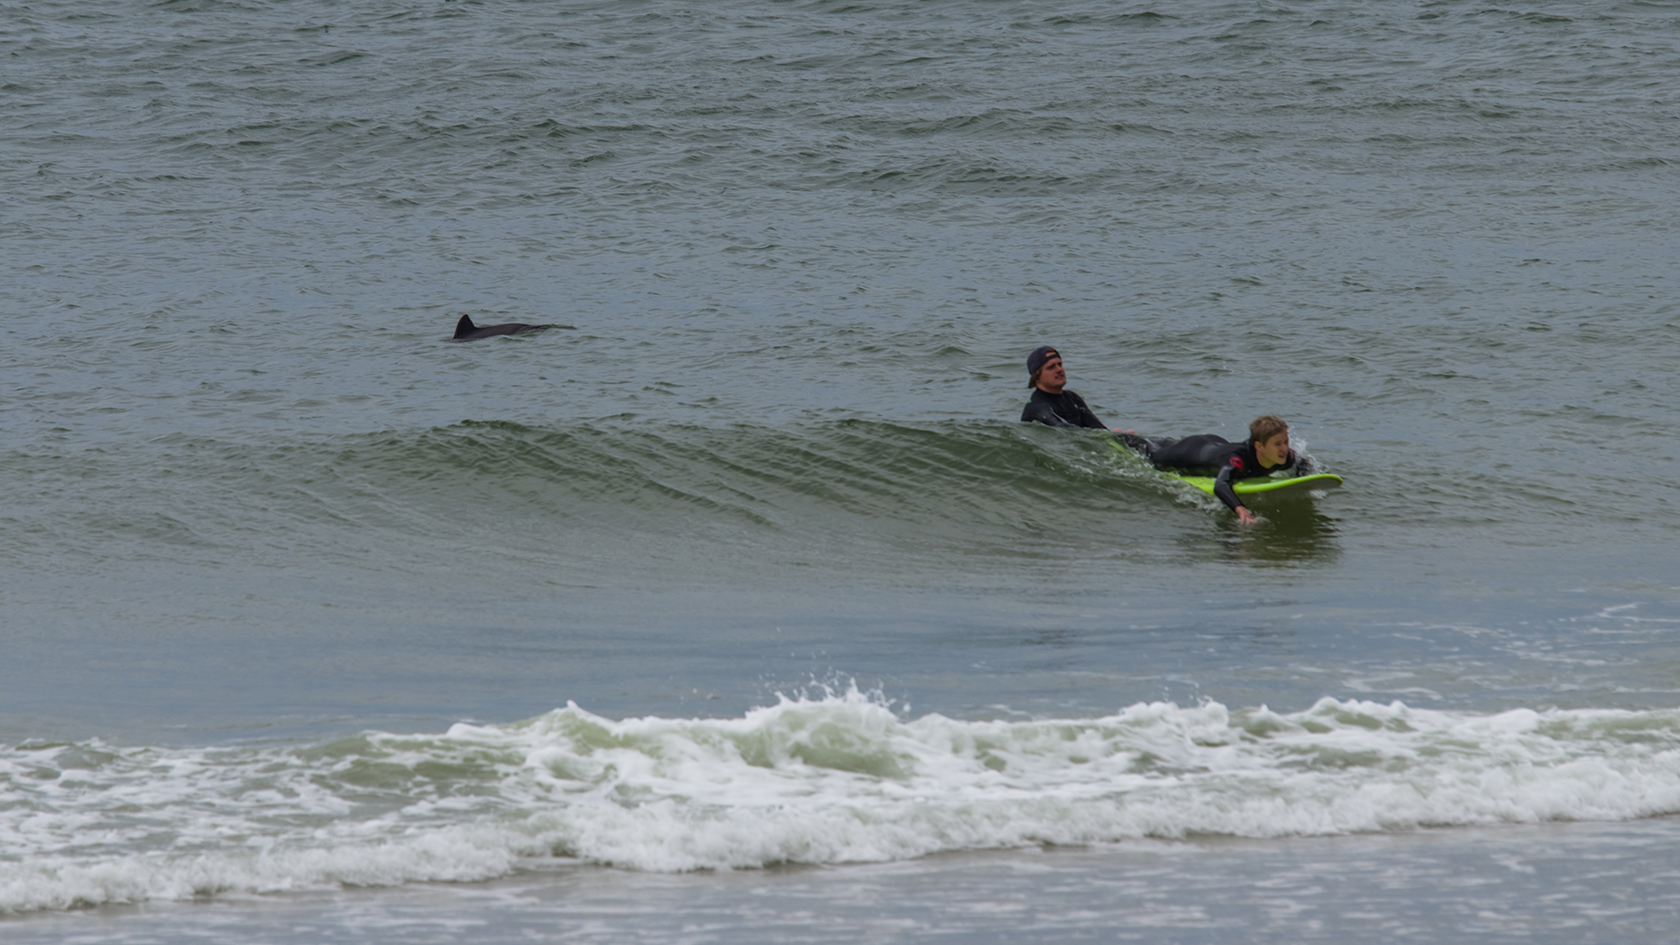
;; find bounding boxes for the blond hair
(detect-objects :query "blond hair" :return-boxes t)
[1248,414,1288,443]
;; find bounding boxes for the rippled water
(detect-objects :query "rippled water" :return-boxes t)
[4,0,1679,940]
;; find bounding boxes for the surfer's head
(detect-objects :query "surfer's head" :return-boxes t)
[1249,414,1291,467]
[1027,345,1065,392]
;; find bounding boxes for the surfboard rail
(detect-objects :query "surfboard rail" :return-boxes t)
[1164,471,1343,496]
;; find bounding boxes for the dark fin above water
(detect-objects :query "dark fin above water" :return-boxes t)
[451,313,560,342]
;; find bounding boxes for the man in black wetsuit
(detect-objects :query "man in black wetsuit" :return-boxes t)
[1020,345,1161,458]
[1019,346,1117,430]
[1143,414,1316,525]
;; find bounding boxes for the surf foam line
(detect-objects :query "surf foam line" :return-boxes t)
[4,690,1680,912]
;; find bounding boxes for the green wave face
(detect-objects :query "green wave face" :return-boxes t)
[10,420,1297,589]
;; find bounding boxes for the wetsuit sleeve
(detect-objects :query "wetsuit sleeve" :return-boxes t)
[1291,450,1317,475]
[1021,399,1072,427]
[1066,393,1107,430]
[1213,463,1243,513]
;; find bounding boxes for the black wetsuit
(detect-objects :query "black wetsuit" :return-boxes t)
[1020,388,1108,430]
[1144,435,1316,512]
[1022,389,1168,465]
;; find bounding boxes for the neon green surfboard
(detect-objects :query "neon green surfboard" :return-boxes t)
[1163,471,1343,496]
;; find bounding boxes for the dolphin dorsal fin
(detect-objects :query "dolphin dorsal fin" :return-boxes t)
[453,314,477,339]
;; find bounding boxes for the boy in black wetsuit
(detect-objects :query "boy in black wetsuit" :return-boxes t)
[1141,414,1316,525]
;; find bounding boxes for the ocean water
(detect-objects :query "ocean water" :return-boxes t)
[3,0,1679,940]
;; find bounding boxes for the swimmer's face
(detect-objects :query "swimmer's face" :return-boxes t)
[1255,432,1291,468]
[1037,356,1067,393]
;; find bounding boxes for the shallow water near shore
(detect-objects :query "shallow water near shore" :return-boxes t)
[4,0,1679,940]
[10,820,1680,943]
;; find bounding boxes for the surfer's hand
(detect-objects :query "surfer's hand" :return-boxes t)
[1236,507,1258,526]
[1112,428,1135,434]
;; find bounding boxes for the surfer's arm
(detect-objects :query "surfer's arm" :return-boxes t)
[1021,401,1073,427]
[1293,451,1317,476]
[1067,394,1108,430]
[1213,464,1256,523]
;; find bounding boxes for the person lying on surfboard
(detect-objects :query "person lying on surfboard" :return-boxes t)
[1019,346,1136,433]
[1134,415,1318,525]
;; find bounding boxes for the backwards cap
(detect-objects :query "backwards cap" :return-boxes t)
[1027,345,1059,377]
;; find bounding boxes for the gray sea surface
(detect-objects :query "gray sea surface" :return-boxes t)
[3,0,1679,940]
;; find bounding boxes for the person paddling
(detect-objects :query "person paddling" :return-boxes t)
[1142,415,1317,525]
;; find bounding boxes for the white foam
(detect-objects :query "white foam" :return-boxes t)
[4,690,1679,913]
